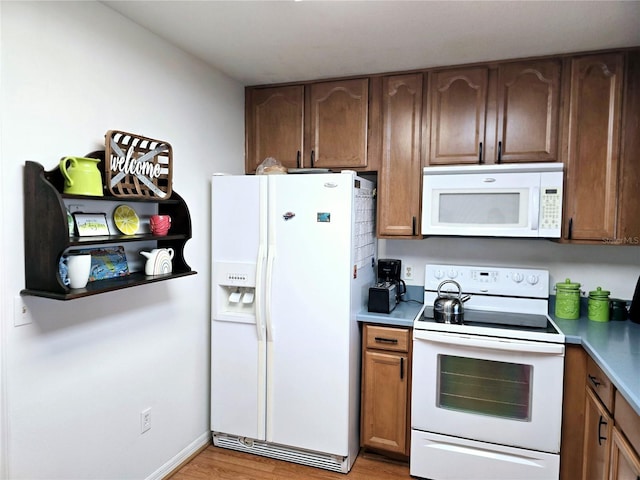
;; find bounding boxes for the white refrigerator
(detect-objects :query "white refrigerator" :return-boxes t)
[210,172,376,473]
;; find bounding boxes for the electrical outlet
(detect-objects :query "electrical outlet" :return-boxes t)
[404,265,414,280]
[140,408,151,434]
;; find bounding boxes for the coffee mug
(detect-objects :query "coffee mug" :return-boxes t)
[150,214,171,236]
[66,254,92,289]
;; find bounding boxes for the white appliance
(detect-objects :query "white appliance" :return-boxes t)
[210,172,376,473]
[411,264,565,480]
[421,162,563,237]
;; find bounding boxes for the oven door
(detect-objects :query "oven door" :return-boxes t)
[412,329,565,453]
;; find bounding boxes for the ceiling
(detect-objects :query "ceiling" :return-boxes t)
[103,1,640,86]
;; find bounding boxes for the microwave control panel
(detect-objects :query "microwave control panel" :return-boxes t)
[541,186,562,230]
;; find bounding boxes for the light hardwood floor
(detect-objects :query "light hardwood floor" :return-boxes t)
[170,446,413,480]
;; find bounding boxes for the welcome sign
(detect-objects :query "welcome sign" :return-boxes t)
[104,130,173,199]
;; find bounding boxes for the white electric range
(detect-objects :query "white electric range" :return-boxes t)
[411,264,565,480]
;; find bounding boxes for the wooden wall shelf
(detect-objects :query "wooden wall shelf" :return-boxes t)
[22,160,196,300]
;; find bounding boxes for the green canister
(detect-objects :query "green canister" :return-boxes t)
[588,287,610,322]
[555,278,581,319]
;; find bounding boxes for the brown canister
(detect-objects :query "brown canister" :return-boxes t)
[555,278,581,319]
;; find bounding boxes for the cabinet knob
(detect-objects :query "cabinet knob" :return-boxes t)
[497,141,502,164]
[296,151,301,168]
[310,150,315,167]
[479,142,483,164]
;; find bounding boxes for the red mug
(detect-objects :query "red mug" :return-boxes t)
[150,214,171,236]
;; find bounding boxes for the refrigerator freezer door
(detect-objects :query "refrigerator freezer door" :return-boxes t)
[211,175,267,440]
[265,174,353,455]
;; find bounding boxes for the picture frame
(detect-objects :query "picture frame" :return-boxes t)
[73,212,110,236]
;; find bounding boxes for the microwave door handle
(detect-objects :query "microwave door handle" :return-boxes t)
[531,187,540,230]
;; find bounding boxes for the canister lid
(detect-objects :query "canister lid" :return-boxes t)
[589,286,610,298]
[556,278,581,290]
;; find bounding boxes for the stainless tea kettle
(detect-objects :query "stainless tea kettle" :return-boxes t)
[434,280,470,324]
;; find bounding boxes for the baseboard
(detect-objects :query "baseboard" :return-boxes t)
[148,431,211,480]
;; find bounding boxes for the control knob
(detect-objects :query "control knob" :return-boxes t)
[512,273,524,283]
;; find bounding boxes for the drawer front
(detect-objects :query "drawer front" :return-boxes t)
[586,356,615,412]
[615,390,640,455]
[365,325,410,352]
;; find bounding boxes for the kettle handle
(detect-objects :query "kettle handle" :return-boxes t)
[59,157,77,186]
[437,280,462,299]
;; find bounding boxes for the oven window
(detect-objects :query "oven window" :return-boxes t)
[438,192,521,225]
[437,355,532,421]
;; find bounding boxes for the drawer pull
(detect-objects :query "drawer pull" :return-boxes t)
[588,374,601,388]
[598,415,607,446]
[374,337,398,344]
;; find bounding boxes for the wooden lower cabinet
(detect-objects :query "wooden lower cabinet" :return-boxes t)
[610,428,640,480]
[561,345,587,480]
[583,387,613,480]
[562,347,640,480]
[360,324,411,458]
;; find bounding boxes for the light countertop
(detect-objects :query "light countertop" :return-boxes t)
[357,290,640,416]
[550,298,640,416]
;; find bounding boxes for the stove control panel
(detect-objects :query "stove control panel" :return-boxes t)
[425,264,549,298]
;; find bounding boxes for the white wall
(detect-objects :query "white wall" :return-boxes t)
[0,2,244,479]
[380,237,640,300]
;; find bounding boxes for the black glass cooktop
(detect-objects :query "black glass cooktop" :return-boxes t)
[421,306,559,334]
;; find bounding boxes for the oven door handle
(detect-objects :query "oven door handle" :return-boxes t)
[414,330,565,355]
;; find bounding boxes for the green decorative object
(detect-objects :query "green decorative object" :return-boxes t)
[588,286,610,322]
[59,156,103,196]
[555,278,581,319]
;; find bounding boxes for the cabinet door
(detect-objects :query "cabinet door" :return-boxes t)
[245,85,304,173]
[361,350,408,455]
[428,67,488,165]
[378,73,423,237]
[565,53,624,241]
[495,60,561,163]
[583,387,613,480]
[307,78,368,169]
[610,428,640,480]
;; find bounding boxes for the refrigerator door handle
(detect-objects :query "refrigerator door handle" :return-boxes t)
[255,244,267,341]
[265,248,275,342]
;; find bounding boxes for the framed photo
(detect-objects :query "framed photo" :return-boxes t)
[73,212,110,236]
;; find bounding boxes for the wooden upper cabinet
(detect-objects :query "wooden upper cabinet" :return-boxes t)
[245,85,304,173]
[564,53,624,241]
[495,60,561,163]
[378,73,423,237]
[429,68,488,165]
[307,78,369,169]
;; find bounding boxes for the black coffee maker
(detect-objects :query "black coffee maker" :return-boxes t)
[368,259,407,313]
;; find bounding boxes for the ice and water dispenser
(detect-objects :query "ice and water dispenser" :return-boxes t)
[213,262,256,321]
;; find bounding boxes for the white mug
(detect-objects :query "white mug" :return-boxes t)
[66,254,92,289]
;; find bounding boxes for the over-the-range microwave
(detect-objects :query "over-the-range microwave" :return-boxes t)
[421,163,564,238]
